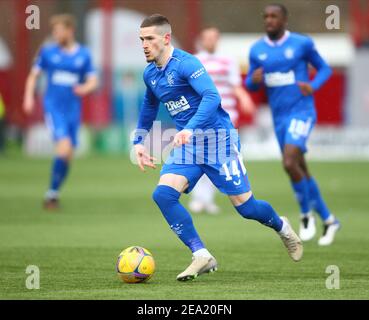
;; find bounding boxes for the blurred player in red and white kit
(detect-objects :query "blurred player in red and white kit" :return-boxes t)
[189,26,256,214]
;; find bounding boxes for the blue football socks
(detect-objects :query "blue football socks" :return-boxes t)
[235,195,283,232]
[49,157,69,195]
[152,185,205,253]
[307,177,332,222]
[291,178,311,215]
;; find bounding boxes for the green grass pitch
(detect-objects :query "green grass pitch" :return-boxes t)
[0,154,368,299]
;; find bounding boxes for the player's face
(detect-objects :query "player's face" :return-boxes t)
[200,28,219,54]
[52,23,74,46]
[140,26,168,63]
[263,6,286,38]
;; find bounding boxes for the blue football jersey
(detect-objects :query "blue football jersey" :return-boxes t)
[134,48,234,144]
[33,43,96,112]
[245,31,332,120]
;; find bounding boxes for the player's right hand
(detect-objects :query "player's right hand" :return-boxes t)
[134,144,157,172]
[251,67,264,84]
[23,96,35,115]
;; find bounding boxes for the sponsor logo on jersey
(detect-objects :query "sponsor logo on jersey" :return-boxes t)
[190,67,205,79]
[151,80,156,86]
[264,70,295,87]
[51,70,79,86]
[164,96,191,116]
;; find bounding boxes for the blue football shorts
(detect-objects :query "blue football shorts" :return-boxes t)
[160,135,251,195]
[274,111,316,154]
[44,109,80,147]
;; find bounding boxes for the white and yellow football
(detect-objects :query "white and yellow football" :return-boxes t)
[116,246,155,283]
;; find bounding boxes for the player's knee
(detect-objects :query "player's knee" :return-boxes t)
[56,139,73,160]
[152,185,180,208]
[152,188,164,206]
[235,195,259,220]
[229,192,253,207]
[283,156,297,174]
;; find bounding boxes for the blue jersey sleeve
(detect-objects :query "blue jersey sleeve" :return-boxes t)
[33,46,47,72]
[245,48,262,92]
[305,37,332,91]
[181,57,221,130]
[133,75,160,145]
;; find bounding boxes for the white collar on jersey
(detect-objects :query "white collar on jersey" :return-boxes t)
[264,30,290,47]
[155,46,175,71]
[59,43,80,55]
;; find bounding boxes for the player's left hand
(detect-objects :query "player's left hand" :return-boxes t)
[173,129,193,147]
[297,82,314,96]
[73,85,89,97]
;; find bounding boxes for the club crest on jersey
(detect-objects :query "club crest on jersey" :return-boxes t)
[166,71,175,86]
[258,53,268,61]
[284,48,294,59]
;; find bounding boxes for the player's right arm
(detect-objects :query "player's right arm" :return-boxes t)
[133,76,160,172]
[245,49,263,92]
[23,46,45,115]
[23,68,41,115]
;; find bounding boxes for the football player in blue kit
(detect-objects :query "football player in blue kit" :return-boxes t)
[246,4,340,246]
[23,14,98,210]
[133,14,303,281]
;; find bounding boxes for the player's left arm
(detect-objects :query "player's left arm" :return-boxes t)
[74,50,99,97]
[173,57,221,146]
[74,75,99,97]
[299,38,332,96]
[229,58,255,115]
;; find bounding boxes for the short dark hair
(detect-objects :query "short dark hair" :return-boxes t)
[140,14,170,28]
[266,3,288,17]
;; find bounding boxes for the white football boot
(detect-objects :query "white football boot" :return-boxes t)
[318,220,341,246]
[177,256,218,281]
[299,213,316,241]
[279,217,303,262]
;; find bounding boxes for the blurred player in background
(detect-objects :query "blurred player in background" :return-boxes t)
[23,14,98,210]
[189,26,255,215]
[246,3,340,245]
[134,14,302,281]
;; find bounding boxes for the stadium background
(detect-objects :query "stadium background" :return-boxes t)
[0,0,369,300]
[0,0,368,159]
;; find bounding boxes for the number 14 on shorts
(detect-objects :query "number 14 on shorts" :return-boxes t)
[221,155,247,185]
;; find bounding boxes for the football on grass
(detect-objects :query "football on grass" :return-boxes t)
[116,246,155,283]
